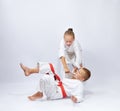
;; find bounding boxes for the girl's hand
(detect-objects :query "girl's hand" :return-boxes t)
[64,68,70,73]
[71,96,77,103]
[72,67,78,73]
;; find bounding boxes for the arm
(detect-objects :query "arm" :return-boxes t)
[60,57,70,73]
[73,41,83,68]
[71,82,84,103]
[59,39,70,73]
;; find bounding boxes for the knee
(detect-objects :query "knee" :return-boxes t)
[39,75,50,83]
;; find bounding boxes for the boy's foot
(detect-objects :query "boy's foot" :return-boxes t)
[20,63,30,76]
[28,92,43,101]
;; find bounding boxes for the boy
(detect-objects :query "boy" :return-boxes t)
[20,62,91,103]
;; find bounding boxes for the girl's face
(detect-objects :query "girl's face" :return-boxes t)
[64,34,74,46]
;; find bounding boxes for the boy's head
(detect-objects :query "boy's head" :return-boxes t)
[74,67,91,81]
[64,28,75,47]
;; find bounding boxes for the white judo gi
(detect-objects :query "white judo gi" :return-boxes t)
[59,39,82,78]
[38,62,84,103]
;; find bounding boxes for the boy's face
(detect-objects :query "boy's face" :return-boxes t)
[73,68,85,81]
[64,34,74,47]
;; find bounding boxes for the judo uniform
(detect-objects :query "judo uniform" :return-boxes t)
[59,39,82,68]
[38,62,84,103]
[59,39,82,78]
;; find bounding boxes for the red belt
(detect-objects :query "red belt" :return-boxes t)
[49,63,67,98]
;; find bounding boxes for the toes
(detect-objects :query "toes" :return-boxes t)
[28,96,35,101]
[20,63,29,76]
[28,96,33,101]
[20,63,25,70]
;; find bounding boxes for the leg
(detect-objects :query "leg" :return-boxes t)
[20,63,39,76]
[39,75,62,100]
[28,91,43,101]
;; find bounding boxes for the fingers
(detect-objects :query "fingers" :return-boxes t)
[65,70,70,73]
[71,96,77,103]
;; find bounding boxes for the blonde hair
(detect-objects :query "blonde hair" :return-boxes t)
[81,67,91,81]
[64,28,75,39]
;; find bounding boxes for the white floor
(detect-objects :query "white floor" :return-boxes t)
[0,78,120,111]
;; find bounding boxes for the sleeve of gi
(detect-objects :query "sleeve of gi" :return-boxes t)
[71,82,84,103]
[58,39,65,58]
[73,40,82,69]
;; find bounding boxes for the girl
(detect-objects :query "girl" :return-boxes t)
[59,28,83,78]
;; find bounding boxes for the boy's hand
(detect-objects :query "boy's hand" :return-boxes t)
[71,96,77,103]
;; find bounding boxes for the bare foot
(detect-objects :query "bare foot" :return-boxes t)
[20,63,30,76]
[28,92,43,101]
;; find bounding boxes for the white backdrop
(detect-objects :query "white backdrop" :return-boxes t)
[0,0,120,87]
